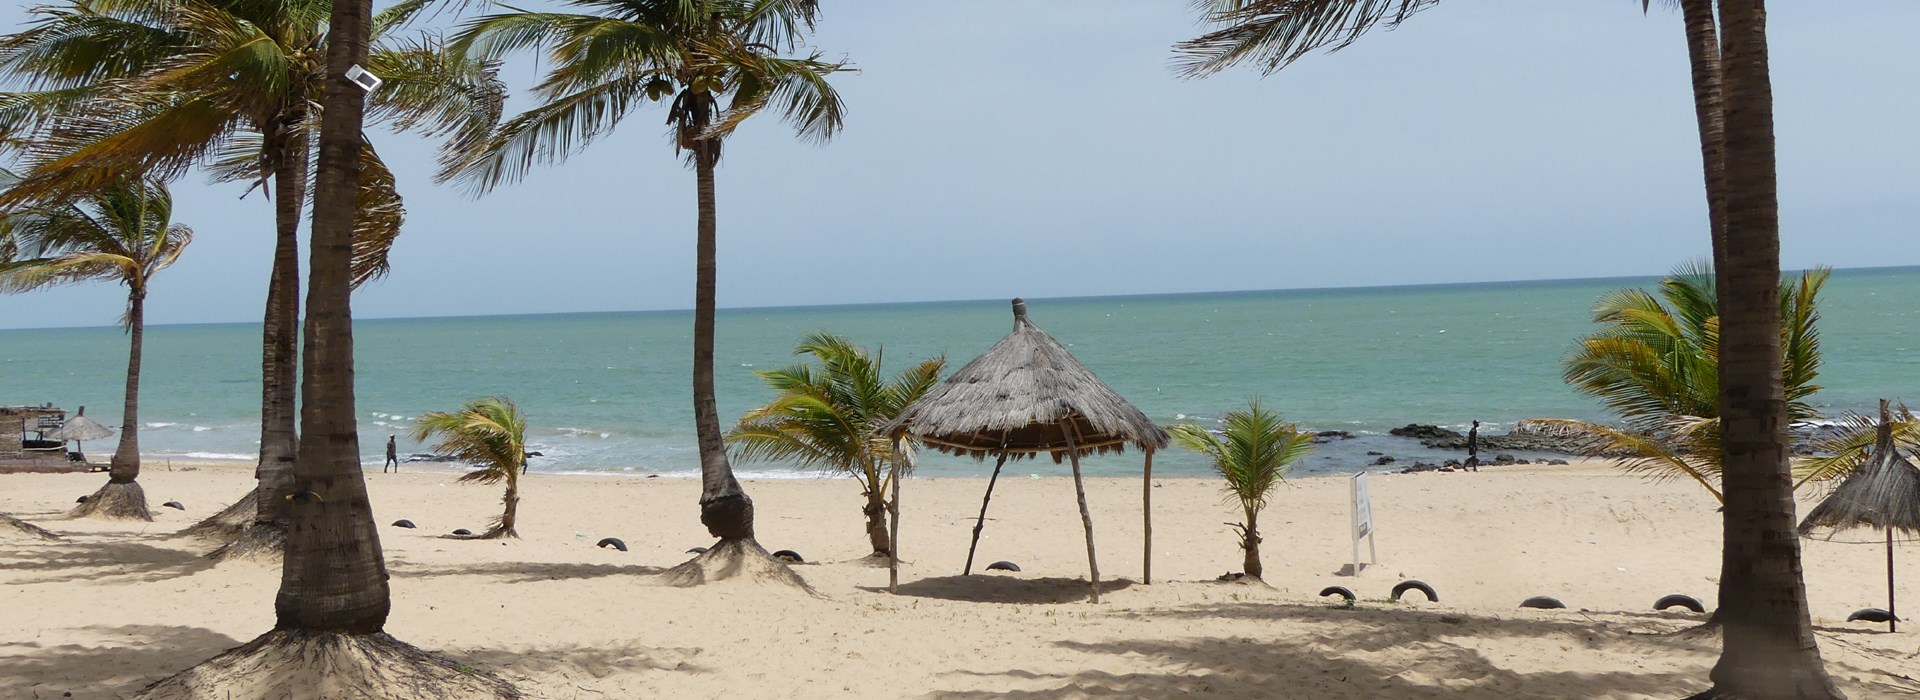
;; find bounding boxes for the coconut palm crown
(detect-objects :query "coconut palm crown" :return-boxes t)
[1168,400,1314,580]
[728,332,944,558]
[1541,263,1828,502]
[413,396,529,539]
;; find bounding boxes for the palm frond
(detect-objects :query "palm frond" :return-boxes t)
[350,136,403,288]
[1796,404,1920,487]
[1173,0,1443,78]
[1524,417,1723,502]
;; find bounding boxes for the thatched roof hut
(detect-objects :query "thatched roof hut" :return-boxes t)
[882,300,1168,461]
[1799,400,1920,631]
[882,299,1169,602]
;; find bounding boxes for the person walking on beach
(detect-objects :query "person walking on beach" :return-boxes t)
[385,434,399,473]
[1465,421,1481,472]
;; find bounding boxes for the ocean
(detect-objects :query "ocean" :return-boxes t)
[3,267,1916,479]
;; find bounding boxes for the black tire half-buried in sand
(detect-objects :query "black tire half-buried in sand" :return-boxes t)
[1318,586,1356,602]
[1520,596,1566,610]
[1390,580,1437,603]
[1847,608,1898,623]
[985,561,1020,572]
[596,537,627,552]
[1653,594,1706,613]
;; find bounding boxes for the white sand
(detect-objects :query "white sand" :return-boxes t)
[3,460,1916,698]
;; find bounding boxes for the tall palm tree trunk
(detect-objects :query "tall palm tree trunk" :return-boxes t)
[1695,2,1843,698]
[276,0,385,633]
[691,142,752,542]
[1680,0,1727,274]
[665,140,803,590]
[78,287,151,520]
[496,474,519,538]
[201,110,307,556]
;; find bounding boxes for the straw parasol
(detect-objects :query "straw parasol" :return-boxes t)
[49,406,112,460]
[1799,400,1920,632]
[880,298,1169,602]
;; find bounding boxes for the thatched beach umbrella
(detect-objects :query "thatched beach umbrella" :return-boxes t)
[881,298,1169,602]
[1799,400,1920,632]
[49,406,112,459]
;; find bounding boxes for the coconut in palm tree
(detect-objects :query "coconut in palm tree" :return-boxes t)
[0,172,191,521]
[447,0,847,585]
[729,333,944,561]
[414,397,530,539]
[1169,400,1314,581]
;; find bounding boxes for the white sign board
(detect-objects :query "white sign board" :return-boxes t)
[1351,471,1377,573]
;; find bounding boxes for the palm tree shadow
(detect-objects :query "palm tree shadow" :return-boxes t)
[0,539,215,584]
[389,558,666,583]
[930,603,1710,698]
[861,575,1133,604]
[0,624,241,697]
[462,642,712,682]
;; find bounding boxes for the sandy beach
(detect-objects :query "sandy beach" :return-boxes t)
[3,460,1916,699]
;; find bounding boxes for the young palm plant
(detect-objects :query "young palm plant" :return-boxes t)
[447,0,846,585]
[1168,400,1314,581]
[0,0,504,554]
[1535,263,1838,503]
[728,333,943,561]
[0,171,191,521]
[413,397,529,539]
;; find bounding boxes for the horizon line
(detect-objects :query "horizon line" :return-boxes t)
[7,263,1914,333]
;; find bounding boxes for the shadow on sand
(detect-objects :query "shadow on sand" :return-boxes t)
[863,575,1133,604]
[0,538,215,584]
[389,558,666,584]
[0,624,241,697]
[929,602,1710,698]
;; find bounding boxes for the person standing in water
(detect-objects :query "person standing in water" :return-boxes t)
[385,434,399,473]
[1464,420,1481,472]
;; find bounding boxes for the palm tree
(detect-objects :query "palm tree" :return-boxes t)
[0,0,503,555]
[413,396,530,539]
[446,0,846,582]
[728,333,944,560]
[136,0,519,692]
[1177,2,1845,693]
[0,172,191,522]
[1691,2,1842,696]
[1544,263,1837,502]
[1168,400,1314,581]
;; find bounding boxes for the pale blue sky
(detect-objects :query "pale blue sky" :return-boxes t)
[1,2,1915,330]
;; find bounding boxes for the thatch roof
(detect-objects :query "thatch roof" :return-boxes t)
[1800,403,1920,536]
[50,414,111,442]
[881,298,1169,462]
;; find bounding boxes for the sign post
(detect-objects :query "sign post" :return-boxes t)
[1351,471,1377,574]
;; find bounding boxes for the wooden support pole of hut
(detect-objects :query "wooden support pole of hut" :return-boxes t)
[1142,447,1153,585]
[1888,528,1898,633]
[962,454,1010,575]
[1066,422,1101,603]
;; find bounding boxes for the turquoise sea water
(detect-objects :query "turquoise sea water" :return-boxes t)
[3,267,1916,478]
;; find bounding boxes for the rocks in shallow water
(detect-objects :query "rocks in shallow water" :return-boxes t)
[403,453,463,463]
[1366,451,1384,456]
[1492,454,1518,465]
[1371,456,1397,466]
[1310,430,1354,444]
[1390,424,1462,441]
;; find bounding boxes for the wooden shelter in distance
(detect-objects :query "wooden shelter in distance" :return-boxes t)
[1799,399,1920,632]
[880,298,1169,603]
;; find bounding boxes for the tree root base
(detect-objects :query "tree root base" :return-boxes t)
[660,538,813,591]
[135,629,520,700]
[206,522,286,562]
[177,489,257,542]
[72,481,152,521]
[1,513,60,541]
